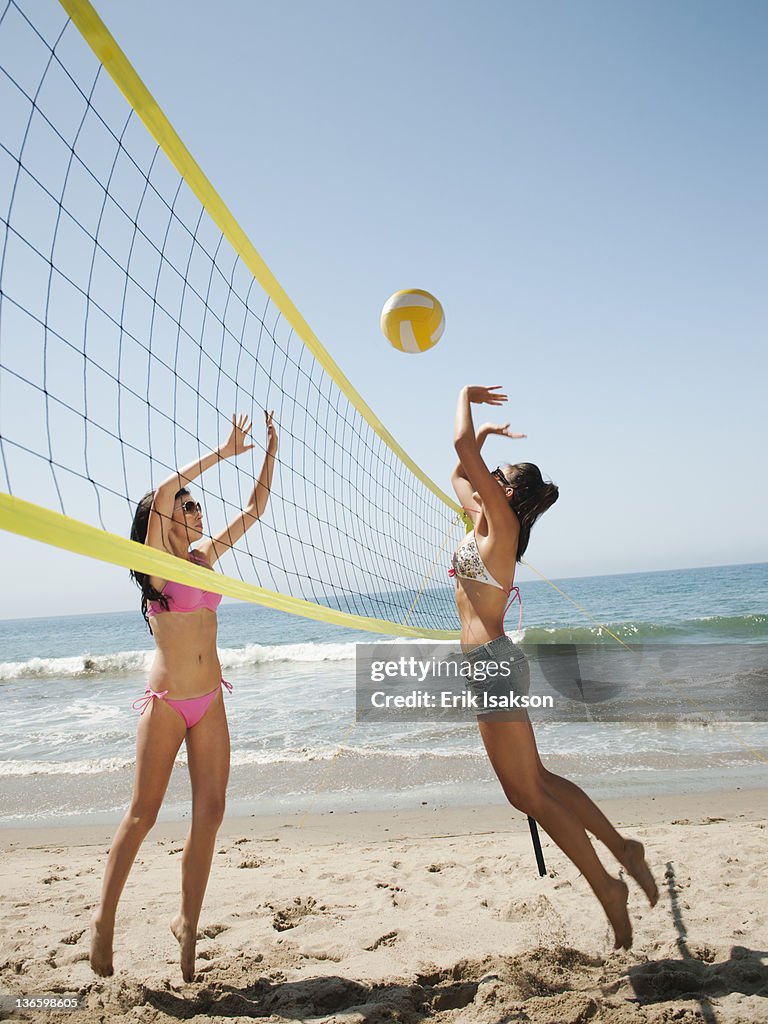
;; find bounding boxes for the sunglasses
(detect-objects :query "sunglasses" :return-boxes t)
[177,500,202,515]
[492,467,513,488]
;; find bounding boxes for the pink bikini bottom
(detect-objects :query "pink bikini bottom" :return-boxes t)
[132,679,233,729]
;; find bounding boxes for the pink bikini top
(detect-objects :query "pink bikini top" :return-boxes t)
[147,550,223,618]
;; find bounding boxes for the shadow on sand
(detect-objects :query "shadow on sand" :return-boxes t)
[627,861,768,1023]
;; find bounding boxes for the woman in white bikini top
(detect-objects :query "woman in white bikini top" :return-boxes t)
[451,530,507,589]
[451,384,658,952]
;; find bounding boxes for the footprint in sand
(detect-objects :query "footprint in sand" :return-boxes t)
[375,882,405,907]
[269,896,324,932]
[238,857,265,869]
[364,930,398,951]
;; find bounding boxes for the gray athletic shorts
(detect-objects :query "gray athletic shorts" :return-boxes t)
[463,635,530,717]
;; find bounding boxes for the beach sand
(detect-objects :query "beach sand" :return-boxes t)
[1,788,766,1023]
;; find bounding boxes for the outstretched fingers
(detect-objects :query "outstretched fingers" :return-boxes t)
[228,412,256,454]
[467,385,509,406]
[235,412,252,435]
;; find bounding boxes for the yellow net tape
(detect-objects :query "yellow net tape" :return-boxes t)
[0,493,459,639]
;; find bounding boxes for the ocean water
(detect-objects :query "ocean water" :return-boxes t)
[0,562,766,826]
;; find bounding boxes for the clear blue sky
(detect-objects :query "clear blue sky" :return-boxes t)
[1,0,766,618]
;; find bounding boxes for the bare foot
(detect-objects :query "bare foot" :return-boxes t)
[623,838,659,907]
[602,877,632,950]
[170,914,196,983]
[89,913,114,977]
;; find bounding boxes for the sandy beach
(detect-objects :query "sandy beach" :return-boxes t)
[0,787,766,1023]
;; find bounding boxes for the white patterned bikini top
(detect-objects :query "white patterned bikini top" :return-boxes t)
[449,529,523,630]
[449,530,507,591]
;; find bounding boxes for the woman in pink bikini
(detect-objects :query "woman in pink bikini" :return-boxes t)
[451,385,657,949]
[90,411,277,981]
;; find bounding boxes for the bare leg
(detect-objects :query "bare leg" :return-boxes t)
[478,715,633,949]
[170,691,230,982]
[524,720,658,906]
[540,771,658,905]
[90,701,186,976]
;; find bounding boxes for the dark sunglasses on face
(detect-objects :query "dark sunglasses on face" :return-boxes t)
[177,500,202,515]
[492,467,513,487]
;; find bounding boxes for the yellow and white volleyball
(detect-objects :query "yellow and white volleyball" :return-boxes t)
[380,289,445,354]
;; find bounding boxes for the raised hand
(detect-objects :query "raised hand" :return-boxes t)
[482,422,527,439]
[265,409,278,455]
[219,413,256,459]
[466,385,508,406]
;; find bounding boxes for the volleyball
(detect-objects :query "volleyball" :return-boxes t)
[380,289,445,354]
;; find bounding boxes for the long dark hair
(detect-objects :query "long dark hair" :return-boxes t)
[130,487,189,628]
[503,463,559,561]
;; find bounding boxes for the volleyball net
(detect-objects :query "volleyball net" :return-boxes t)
[0,0,466,637]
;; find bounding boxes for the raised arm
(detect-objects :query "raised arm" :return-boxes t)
[200,410,278,567]
[453,386,524,530]
[145,414,255,554]
[451,420,523,514]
